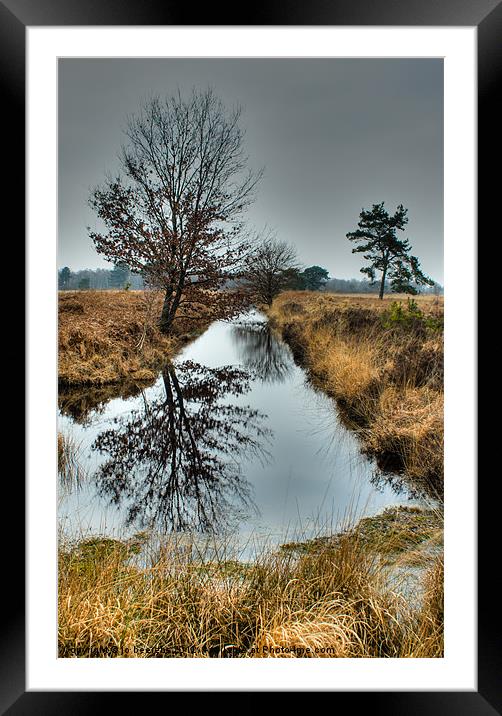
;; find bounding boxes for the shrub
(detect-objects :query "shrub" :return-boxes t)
[381,298,442,335]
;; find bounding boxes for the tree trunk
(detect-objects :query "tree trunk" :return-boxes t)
[159,290,174,334]
[160,280,185,334]
[379,268,387,300]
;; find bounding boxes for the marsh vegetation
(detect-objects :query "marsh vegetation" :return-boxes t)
[58,293,443,658]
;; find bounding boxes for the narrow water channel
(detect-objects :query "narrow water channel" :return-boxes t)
[58,310,426,555]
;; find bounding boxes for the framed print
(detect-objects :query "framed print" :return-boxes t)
[5,0,494,708]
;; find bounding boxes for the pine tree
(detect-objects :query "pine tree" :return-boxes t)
[301,265,329,291]
[58,266,71,290]
[109,261,130,289]
[346,202,433,299]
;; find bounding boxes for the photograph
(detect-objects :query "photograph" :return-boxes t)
[57,56,445,660]
[11,10,488,703]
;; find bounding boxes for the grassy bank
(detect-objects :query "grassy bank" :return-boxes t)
[59,290,212,387]
[58,506,443,658]
[268,292,444,497]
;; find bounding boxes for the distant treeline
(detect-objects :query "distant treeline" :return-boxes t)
[58,264,144,291]
[58,265,443,295]
[324,277,443,295]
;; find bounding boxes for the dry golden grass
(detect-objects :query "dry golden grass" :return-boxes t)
[368,387,444,482]
[58,516,443,658]
[268,291,443,494]
[58,290,211,386]
[400,555,444,657]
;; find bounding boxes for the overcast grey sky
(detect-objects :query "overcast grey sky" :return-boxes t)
[58,58,443,282]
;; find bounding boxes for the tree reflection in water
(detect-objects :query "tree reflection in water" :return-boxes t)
[92,360,272,533]
[231,321,294,384]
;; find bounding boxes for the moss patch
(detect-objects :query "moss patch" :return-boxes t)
[280,506,442,566]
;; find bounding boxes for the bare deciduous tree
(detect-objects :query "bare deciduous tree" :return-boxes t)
[89,89,263,332]
[242,235,301,306]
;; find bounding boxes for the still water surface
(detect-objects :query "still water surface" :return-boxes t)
[59,311,425,554]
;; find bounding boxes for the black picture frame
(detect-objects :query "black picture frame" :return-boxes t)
[6,0,492,709]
